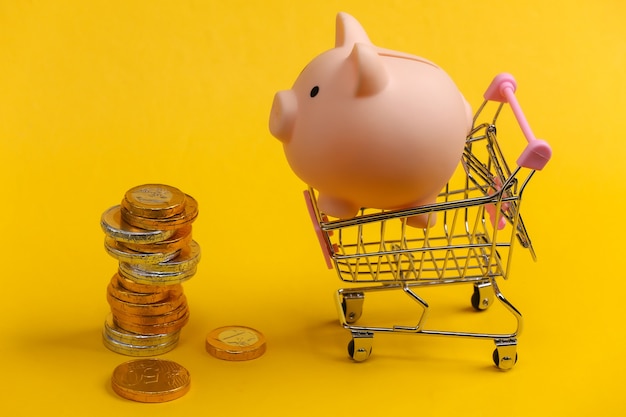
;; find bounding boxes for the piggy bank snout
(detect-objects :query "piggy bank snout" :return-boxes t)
[269,90,298,142]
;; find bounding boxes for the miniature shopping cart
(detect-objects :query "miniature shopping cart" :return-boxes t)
[303,73,551,370]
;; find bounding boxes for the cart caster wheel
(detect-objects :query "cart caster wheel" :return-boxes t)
[348,334,373,362]
[493,344,518,370]
[341,292,364,324]
[471,283,494,311]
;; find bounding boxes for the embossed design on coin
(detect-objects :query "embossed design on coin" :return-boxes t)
[111,359,190,402]
[123,184,187,219]
[206,326,266,361]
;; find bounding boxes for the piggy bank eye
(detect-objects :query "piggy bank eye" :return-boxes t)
[310,86,319,98]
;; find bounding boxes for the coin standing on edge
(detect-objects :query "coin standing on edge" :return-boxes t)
[111,359,190,403]
[206,326,266,361]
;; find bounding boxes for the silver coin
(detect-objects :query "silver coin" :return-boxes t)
[101,205,175,244]
[104,237,181,265]
[119,263,198,286]
[102,330,179,356]
[104,314,179,347]
[121,240,201,274]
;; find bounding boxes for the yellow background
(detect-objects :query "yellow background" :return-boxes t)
[1,0,624,415]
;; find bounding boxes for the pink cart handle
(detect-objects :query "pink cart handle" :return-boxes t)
[303,190,334,269]
[484,73,552,170]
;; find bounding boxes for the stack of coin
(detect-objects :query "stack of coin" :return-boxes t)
[100,184,201,356]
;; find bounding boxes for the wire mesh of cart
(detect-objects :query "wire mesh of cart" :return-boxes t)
[303,73,552,370]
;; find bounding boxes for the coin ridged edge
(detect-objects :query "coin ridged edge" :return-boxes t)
[101,205,175,244]
[122,184,187,219]
[103,332,179,357]
[104,314,180,346]
[111,359,190,403]
[111,381,190,403]
[205,326,267,361]
[120,195,198,231]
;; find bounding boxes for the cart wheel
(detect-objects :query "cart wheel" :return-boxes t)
[341,292,365,324]
[492,346,518,370]
[471,283,494,311]
[347,334,373,362]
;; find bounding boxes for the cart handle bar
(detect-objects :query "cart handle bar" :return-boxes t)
[484,73,552,170]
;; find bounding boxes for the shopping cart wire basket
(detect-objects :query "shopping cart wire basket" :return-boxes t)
[303,73,551,370]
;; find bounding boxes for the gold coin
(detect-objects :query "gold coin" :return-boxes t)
[111,302,189,326]
[119,225,192,254]
[104,314,179,347]
[104,237,181,265]
[107,292,187,316]
[121,195,198,231]
[111,359,190,403]
[103,330,179,357]
[108,273,174,305]
[101,205,175,244]
[125,240,201,274]
[122,184,187,219]
[119,263,198,286]
[115,271,177,292]
[115,311,190,335]
[205,326,266,361]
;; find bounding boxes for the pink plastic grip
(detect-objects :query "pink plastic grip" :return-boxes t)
[303,190,334,269]
[484,73,552,170]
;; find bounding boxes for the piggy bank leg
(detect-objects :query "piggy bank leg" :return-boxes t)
[406,212,437,228]
[317,194,359,219]
[404,196,438,228]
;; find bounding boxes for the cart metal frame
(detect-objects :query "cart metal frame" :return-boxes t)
[303,73,551,369]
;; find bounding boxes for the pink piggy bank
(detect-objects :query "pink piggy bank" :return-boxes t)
[269,12,472,227]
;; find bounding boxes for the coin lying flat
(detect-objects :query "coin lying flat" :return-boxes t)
[121,195,199,231]
[115,310,190,335]
[115,272,172,293]
[103,331,179,357]
[107,292,187,316]
[101,205,175,244]
[111,359,190,402]
[116,240,200,286]
[120,225,192,254]
[108,273,180,305]
[131,240,201,273]
[111,302,189,326]
[122,184,187,219]
[104,237,181,265]
[206,326,266,361]
[119,263,198,286]
[104,314,179,347]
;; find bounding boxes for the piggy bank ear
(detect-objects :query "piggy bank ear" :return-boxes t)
[349,42,389,97]
[335,12,371,47]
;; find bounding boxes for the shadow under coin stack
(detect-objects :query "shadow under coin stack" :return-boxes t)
[100,184,201,356]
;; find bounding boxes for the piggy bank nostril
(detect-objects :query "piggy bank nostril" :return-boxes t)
[269,90,298,142]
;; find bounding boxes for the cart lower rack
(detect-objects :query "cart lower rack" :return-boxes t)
[304,73,551,370]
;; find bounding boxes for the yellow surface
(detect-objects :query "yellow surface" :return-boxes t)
[1,0,624,415]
